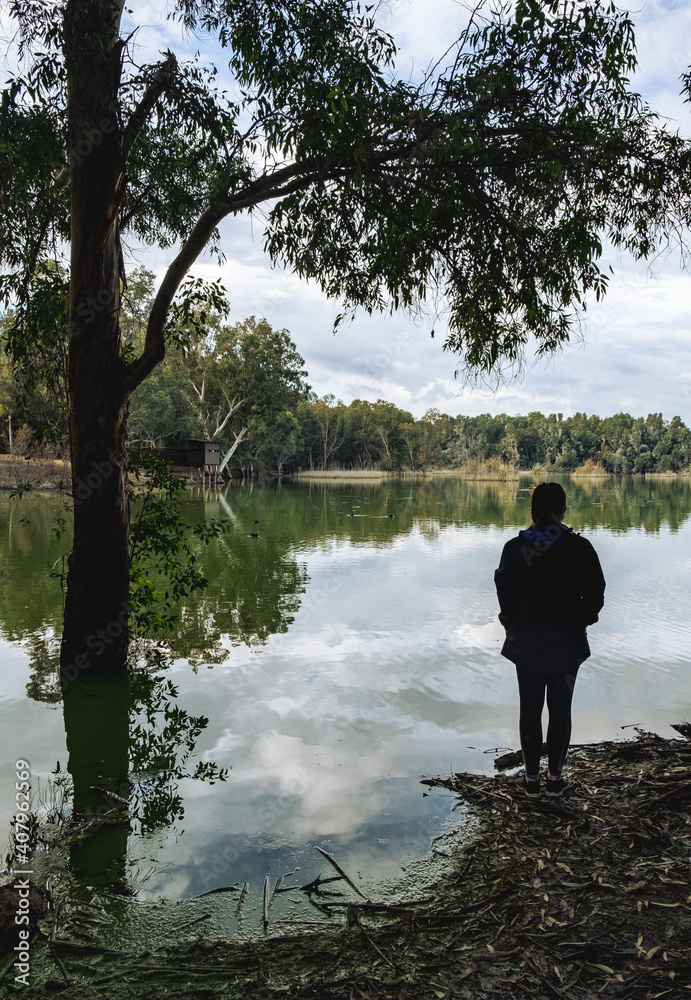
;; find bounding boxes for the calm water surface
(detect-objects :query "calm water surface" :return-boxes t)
[1,475,690,933]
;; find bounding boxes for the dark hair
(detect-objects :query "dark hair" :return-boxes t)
[530,482,566,525]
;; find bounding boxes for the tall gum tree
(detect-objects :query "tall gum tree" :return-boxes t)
[1,0,690,675]
[62,0,132,675]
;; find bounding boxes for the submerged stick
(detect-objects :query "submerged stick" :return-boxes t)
[194,884,240,898]
[235,882,249,917]
[262,874,270,927]
[90,784,130,806]
[316,846,367,899]
[314,899,432,912]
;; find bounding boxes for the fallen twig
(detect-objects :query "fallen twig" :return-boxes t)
[316,846,367,899]
[182,913,212,929]
[648,779,691,805]
[50,946,71,983]
[276,874,344,895]
[194,884,240,898]
[470,946,521,962]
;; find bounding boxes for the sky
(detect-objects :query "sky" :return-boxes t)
[188,0,691,424]
[50,2,691,421]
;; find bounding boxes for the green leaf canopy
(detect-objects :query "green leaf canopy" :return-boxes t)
[1,0,690,383]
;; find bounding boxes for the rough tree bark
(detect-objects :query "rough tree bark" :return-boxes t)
[61,0,130,677]
[60,1,181,677]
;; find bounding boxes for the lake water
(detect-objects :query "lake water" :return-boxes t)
[2,474,691,934]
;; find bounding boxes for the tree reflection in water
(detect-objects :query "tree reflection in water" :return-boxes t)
[5,480,309,891]
[8,646,228,892]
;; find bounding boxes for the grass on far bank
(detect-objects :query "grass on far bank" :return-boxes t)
[0,453,71,491]
[295,458,689,480]
[1,452,685,492]
[294,460,553,482]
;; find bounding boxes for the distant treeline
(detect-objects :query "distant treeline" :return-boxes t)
[1,267,688,475]
[292,402,691,475]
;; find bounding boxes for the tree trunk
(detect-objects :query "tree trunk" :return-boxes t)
[62,671,131,882]
[61,0,130,678]
[218,425,250,475]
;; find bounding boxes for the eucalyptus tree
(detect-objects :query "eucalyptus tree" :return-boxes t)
[308,394,347,468]
[2,0,690,674]
[177,316,310,473]
[416,409,452,471]
[121,268,198,448]
[397,410,448,472]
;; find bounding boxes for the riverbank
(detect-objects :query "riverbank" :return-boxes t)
[5,729,690,999]
[2,453,690,491]
[0,454,71,491]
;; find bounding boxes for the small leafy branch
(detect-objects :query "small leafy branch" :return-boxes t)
[128,449,228,636]
[128,660,229,834]
[9,449,228,639]
[9,481,33,500]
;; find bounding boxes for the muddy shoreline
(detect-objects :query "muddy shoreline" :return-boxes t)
[2,730,690,999]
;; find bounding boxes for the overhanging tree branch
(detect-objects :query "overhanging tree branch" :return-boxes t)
[122,51,178,159]
[122,159,340,394]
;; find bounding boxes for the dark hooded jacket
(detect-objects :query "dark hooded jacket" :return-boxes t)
[494,524,605,674]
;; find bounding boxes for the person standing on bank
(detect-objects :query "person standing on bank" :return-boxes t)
[494,483,605,798]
